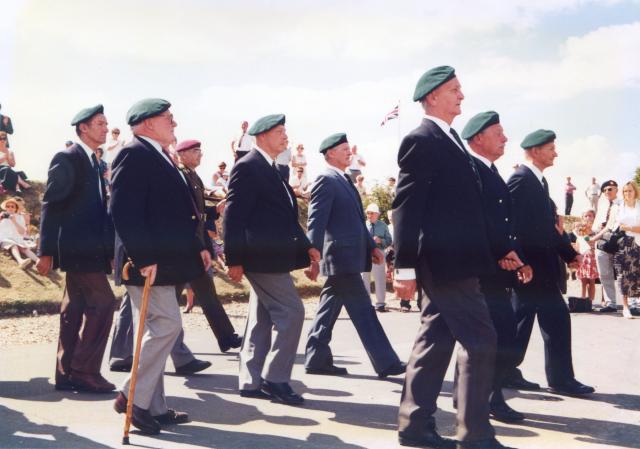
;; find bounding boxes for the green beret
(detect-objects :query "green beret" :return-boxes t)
[521,129,556,149]
[248,114,286,136]
[413,66,456,102]
[126,98,171,126]
[461,111,500,140]
[319,133,348,153]
[71,104,104,126]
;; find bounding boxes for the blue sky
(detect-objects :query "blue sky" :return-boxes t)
[1,0,639,213]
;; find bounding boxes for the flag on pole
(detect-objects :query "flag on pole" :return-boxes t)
[380,104,399,126]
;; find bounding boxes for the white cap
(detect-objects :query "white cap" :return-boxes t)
[365,203,380,214]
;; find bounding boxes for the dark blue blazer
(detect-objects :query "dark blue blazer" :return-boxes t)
[223,149,311,273]
[507,165,577,288]
[307,168,374,276]
[392,118,494,283]
[38,143,113,273]
[110,136,205,286]
[473,157,524,289]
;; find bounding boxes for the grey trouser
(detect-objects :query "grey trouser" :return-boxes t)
[120,285,181,415]
[595,248,619,307]
[239,272,304,390]
[109,291,194,369]
[362,261,387,307]
[305,273,400,373]
[398,261,496,443]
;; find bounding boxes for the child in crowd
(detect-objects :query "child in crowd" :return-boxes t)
[573,209,599,301]
[0,197,38,270]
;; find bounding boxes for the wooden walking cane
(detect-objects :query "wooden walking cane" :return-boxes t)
[121,261,152,445]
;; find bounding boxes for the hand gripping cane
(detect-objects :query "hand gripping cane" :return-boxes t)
[122,261,152,445]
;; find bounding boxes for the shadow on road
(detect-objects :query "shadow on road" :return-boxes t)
[0,404,111,448]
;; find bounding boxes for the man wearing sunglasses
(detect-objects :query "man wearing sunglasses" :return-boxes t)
[592,180,621,313]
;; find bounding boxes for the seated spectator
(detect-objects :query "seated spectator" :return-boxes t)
[290,166,310,199]
[212,171,229,198]
[291,143,307,169]
[355,174,367,197]
[612,181,640,319]
[0,197,38,270]
[212,161,227,186]
[0,103,14,146]
[572,209,599,302]
[104,127,125,166]
[0,131,30,192]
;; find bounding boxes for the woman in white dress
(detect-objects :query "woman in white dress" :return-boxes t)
[0,197,38,269]
[612,181,640,318]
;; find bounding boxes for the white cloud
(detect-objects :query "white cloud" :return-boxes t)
[466,22,640,101]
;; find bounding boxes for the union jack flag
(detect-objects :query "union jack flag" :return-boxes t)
[380,104,399,126]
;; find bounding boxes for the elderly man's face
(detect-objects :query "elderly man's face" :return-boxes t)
[327,142,352,170]
[241,121,248,132]
[179,147,202,169]
[261,125,288,154]
[603,185,618,200]
[429,77,464,118]
[147,110,177,148]
[81,113,109,147]
[476,123,507,162]
[530,141,557,170]
[366,211,380,223]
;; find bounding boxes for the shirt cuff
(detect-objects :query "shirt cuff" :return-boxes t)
[394,268,416,280]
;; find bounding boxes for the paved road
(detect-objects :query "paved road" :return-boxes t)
[1,305,639,449]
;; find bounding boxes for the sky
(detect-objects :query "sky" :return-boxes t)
[1,0,639,213]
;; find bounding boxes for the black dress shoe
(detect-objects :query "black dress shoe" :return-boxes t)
[110,362,132,372]
[457,438,515,449]
[153,409,190,425]
[114,392,161,435]
[502,372,540,391]
[378,361,407,378]
[375,305,388,313]
[599,305,617,313]
[174,359,212,375]
[489,401,525,423]
[305,365,348,376]
[261,381,304,405]
[240,388,272,399]
[54,379,76,391]
[399,429,456,448]
[548,379,595,397]
[219,334,243,352]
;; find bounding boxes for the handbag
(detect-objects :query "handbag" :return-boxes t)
[596,227,626,254]
[568,296,592,313]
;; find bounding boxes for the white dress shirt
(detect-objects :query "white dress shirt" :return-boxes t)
[77,140,103,200]
[139,136,187,184]
[254,146,294,206]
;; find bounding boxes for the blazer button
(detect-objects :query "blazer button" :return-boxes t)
[498,199,503,203]
[191,215,196,220]
[504,217,509,222]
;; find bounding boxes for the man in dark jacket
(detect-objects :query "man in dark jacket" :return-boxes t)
[459,111,532,423]
[110,98,207,435]
[37,104,116,394]
[224,114,319,405]
[393,67,518,449]
[506,129,594,397]
[176,139,242,352]
[303,133,405,378]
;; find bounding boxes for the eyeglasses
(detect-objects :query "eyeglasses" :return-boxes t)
[603,187,616,192]
[0,137,6,141]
